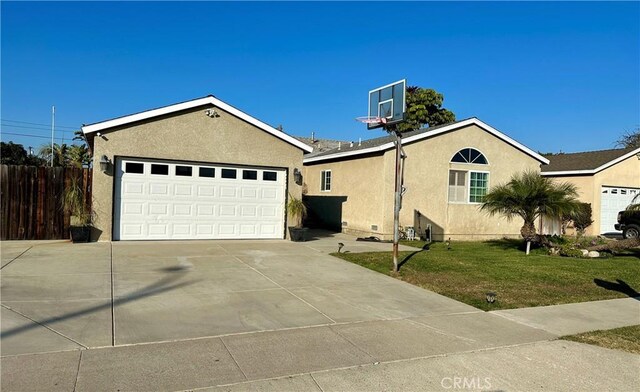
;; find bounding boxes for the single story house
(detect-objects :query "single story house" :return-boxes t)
[302,118,549,241]
[82,95,312,241]
[541,147,640,236]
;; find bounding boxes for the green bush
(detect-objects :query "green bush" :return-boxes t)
[558,246,584,258]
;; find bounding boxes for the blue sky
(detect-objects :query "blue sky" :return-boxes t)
[2,1,639,154]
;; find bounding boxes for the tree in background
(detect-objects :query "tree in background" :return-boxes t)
[1,142,45,166]
[38,143,91,168]
[67,144,91,168]
[480,170,580,254]
[39,143,69,167]
[397,86,456,132]
[616,126,640,149]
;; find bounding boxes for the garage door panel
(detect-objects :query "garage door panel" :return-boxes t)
[197,185,215,197]
[114,158,286,240]
[220,187,237,198]
[149,203,169,215]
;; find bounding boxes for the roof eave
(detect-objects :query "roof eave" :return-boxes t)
[542,146,640,176]
[303,118,549,164]
[81,96,313,153]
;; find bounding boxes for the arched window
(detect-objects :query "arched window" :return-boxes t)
[451,148,488,164]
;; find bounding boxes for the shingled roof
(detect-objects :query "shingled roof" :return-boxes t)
[541,147,640,175]
[303,118,549,164]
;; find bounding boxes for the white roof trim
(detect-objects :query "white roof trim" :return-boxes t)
[304,118,549,164]
[82,96,313,153]
[541,147,640,176]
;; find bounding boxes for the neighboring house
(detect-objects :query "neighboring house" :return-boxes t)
[82,95,312,241]
[541,147,640,236]
[302,118,549,241]
[295,136,347,156]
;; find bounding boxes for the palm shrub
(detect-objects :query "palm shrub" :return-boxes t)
[480,170,580,254]
[63,175,91,226]
[287,194,307,228]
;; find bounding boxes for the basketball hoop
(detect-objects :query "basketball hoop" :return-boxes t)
[356,116,388,126]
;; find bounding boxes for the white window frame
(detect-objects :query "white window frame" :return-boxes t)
[321,170,332,192]
[468,170,490,204]
[447,169,489,204]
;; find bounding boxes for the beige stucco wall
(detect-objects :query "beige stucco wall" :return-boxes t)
[547,154,640,236]
[303,153,388,237]
[304,124,543,240]
[91,105,305,241]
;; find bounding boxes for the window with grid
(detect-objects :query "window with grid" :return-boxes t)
[469,172,488,203]
[321,170,332,192]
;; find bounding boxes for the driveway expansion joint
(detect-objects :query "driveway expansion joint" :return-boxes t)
[1,303,88,349]
[0,245,32,270]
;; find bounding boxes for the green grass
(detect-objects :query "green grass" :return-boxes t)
[562,325,640,354]
[332,239,640,310]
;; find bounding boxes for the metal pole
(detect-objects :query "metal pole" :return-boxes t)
[50,105,55,167]
[392,130,402,272]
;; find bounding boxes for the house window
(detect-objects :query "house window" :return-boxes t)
[451,148,488,164]
[321,170,331,192]
[448,170,489,203]
[448,170,467,202]
[469,172,489,203]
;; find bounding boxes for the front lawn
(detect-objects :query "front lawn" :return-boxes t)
[562,325,640,354]
[332,240,640,310]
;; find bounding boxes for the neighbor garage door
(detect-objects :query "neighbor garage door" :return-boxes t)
[114,158,286,240]
[600,186,639,234]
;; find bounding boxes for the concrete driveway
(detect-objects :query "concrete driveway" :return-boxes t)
[2,232,638,391]
[1,232,471,352]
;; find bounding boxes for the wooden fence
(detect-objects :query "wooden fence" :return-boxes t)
[0,165,92,240]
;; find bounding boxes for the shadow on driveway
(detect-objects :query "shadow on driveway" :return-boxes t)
[1,270,197,339]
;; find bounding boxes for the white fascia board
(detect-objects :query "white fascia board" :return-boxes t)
[303,143,393,163]
[82,96,313,153]
[541,170,596,176]
[304,118,549,164]
[541,147,640,176]
[401,118,549,165]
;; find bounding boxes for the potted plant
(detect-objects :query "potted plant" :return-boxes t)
[287,194,308,242]
[63,175,92,243]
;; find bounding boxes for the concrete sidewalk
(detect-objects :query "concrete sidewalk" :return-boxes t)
[493,297,640,335]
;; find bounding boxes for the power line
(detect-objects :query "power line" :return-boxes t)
[0,119,78,130]
[0,123,77,134]
[1,131,82,144]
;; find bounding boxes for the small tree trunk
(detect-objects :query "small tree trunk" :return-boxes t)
[526,241,531,255]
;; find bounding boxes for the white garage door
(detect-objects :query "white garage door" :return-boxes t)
[114,158,287,240]
[600,186,639,234]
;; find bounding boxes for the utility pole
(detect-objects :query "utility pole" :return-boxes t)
[50,106,55,167]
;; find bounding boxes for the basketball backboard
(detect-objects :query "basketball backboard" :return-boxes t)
[367,79,406,129]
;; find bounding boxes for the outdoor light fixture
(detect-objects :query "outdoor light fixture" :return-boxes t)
[338,242,344,253]
[293,168,303,185]
[99,155,111,173]
[486,292,497,303]
[204,108,219,118]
